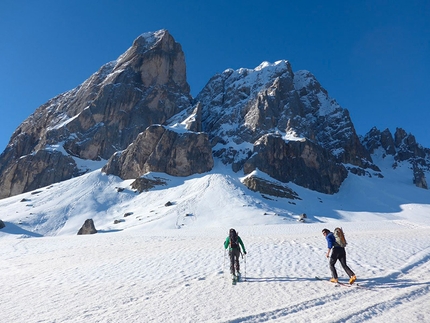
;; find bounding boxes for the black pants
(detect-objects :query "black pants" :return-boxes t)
[330,247,355,279]
[229,248,241,275]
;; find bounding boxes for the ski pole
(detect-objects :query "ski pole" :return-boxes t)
[244,254,247,281]
[223,248,226,277]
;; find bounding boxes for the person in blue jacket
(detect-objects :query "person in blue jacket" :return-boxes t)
[322,228,356,284]
[224,228,246,278]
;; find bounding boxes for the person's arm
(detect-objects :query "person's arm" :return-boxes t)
[224,237,230,249]
[325,234,333,258]
[238,237,246,254]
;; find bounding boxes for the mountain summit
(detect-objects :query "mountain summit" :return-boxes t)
[0,30,428,199]
[0,30,192,198]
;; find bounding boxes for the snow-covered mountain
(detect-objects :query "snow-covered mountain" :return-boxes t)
[1,29,429,201]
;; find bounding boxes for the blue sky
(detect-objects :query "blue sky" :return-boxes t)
[1,0,429,152]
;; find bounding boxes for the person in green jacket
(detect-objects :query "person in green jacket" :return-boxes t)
[224,228,246,278]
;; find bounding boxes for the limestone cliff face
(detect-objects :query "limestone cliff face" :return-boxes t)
[102,125,213,179]
[243,134,348,194]
[0,30,192,198]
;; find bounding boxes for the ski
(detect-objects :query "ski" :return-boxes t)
[232,275,237,285]
[231,273,241,285]
[315,276,370,289]
[315,276,351,287]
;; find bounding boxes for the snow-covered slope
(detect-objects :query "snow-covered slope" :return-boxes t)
[1,150,428,237]
[1,151,430,322]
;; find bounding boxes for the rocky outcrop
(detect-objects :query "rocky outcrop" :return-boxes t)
[182,102,203,132]
[291,71,372,167]
[0,30,192,199]
[242,173,300,199]
[243,134,348,194]
[102,125,214,179]
[394,128,427,161]
[362,127,396,156]
[77,219,97,235]
[413,163,428,189]
[0,150,79,198]
[362,127,430,189]
[131,176,168,193]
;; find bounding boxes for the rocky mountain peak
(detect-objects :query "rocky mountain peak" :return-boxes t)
[0,30,192,199]
[0,30,428,199]
[362,127,430,189]
[115,29,189,91]
[194,60,374,192]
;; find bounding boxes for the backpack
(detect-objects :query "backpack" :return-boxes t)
[334,227,347,247]
[229,229,239,249]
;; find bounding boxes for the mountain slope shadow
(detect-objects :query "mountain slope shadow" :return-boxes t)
[0,222,43,237]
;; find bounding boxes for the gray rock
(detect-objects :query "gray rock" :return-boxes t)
[0,150,78,199]
[242,174,300,199]
[413,163,428,189]
[131,177,167,193]
[77,219,97,235]
[243,134,348,194]
[102,125,213,179]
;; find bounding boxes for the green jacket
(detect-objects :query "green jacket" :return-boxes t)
[224,236,246,253]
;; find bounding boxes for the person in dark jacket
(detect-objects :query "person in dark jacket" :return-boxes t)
[224,228,246,278]
[322,228,356,284]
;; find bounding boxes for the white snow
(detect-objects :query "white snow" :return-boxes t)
[1,154,430,322]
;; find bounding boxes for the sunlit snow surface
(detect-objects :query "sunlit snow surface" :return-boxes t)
[1,152,430,322]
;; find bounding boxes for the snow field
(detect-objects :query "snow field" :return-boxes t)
[1,221,429,323]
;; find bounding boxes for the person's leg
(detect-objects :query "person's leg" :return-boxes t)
[329,256,338,279]
[330,248,343,280]
[233,249,240,274]
[338,249,355,277]
[229,250,235,275]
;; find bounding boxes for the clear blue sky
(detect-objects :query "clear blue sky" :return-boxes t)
[1,0,429,152]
